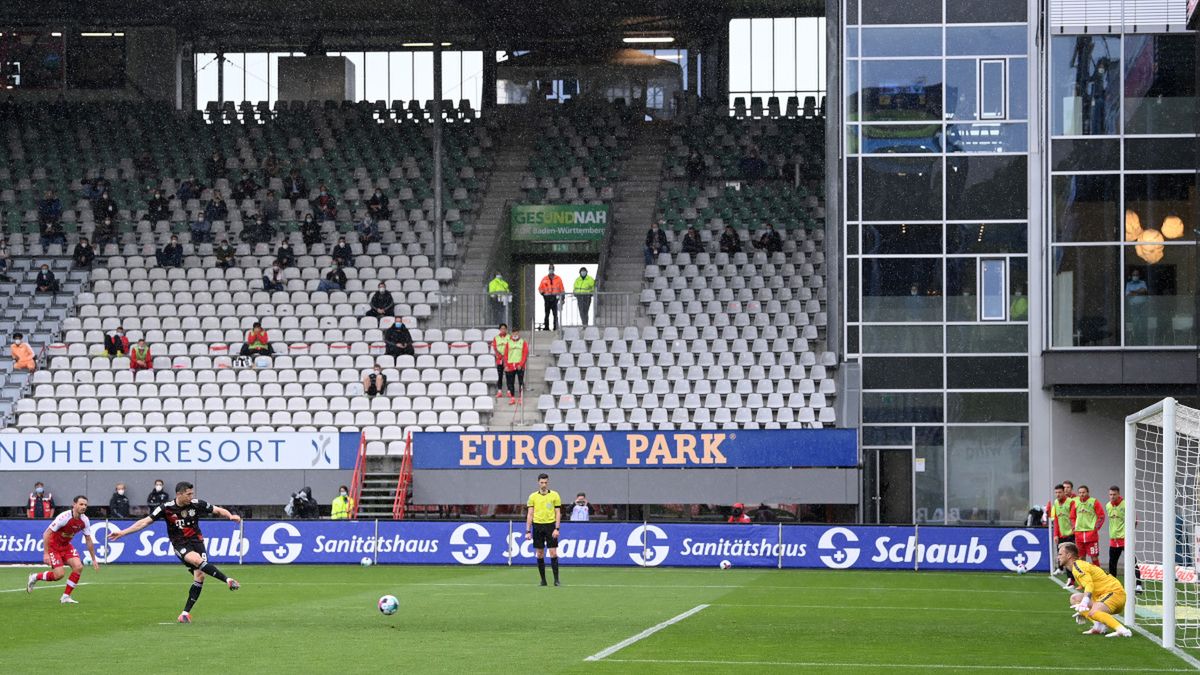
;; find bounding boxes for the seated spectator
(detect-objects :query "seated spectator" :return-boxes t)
[104,325,130,357]
[261,152,282,181]
[366,283,394,319]
[231,172,259,202]
[362,364,388,397]
[284,169,308,201]
[0,238,12,282]
[240,322,274,358]
[719,225,743,254]
[204,191,229,223]
[261,189,281,224]
[300,213,322,247]
[155,235,184,268]
[686,150,706,185]
[680,225,704,254]
[384,319,414,357]
[93,216,117,249]
[286,487,319,519]
[190,215,213,244]
[275,240,296,268]
[72,237,96,269]
[93,190,118,222]
[738,149,767,182]
[39,220,66,249]
[81,177,101,201]
[134,151,156,179]
[644,220,668,264]
[315,184,337,221]
[35,264,60,293]
[317,262,346,292]
[10,332,35,371]
[129,338,153,370]
[331,237,353,267]
[242,214,275,245]
[176,176,203,201]
[356,217,380,246]
[367,188,390,221]
[147,189,170,222]
[215,238,237,269]
[753,223,783,253]
[204,150,225,183]
[262,262,285,292]
[38,190,62,229]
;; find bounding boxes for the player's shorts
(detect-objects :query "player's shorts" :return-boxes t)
[1097,590,1127,614]
[46,544,78,568]
[531,522,558,550]
[1075,533,1100,558]
[173,540,208,572]
[1110,538,1125,548]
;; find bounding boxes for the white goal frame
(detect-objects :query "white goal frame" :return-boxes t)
[1125,396,1178,646]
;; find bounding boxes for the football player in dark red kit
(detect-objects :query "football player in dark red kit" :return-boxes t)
[109,481,242,623]
[27,495,100,603]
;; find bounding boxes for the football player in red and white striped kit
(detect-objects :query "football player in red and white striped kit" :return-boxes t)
[26,495,100,603]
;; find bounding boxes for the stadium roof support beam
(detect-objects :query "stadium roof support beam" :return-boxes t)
[433,9,444,270]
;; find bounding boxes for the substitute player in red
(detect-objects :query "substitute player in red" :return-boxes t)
[26,495,100,603]
[108,481,241,623]
[1070,485,1105,566]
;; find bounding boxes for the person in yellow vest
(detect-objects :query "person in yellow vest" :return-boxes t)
[487,273,511,324]
[573,267,595,326]
[1046,483,1076,576]
[1105,485,1142,591]
[491,324,510,398]
[1070,485,1105,566]
[504,328,529,404]
[1060,541,1132,637]
[331,485,353,520]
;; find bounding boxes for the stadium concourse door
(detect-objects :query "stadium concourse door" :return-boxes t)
[863,447,914,524]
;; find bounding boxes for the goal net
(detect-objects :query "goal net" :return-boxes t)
[1127,397,1200,651]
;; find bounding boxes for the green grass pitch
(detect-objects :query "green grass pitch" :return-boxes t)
[1,565,1196,673]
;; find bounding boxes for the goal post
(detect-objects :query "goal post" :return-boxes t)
[1125,396,1200,654]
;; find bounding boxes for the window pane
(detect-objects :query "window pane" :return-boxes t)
[946,0,1027,22]
[773,19,796,92]
[1051,138,1120,171]
[1008,58,1027,119]
[1051,246,1120,347]
[861,157,942,221]
[862,258,943,322]
[864,426,914,446]
[859,60,942,122]
[1124,246,1197,347]
[222,52,245,103]
[846,156,859,221]
[863,392,944,423]
[947,426,1028,525]
[462,51,484,111]
[946,155,1027,221]
[1125,173,1196,242]
[861,124,942,153]
[365,52,389,103]
[441,51,462,102]
[1051,35,1120,136]
[729,19,751,93]
[195,53,219,110]
[980,60,1005,119]
[846,59,859,120]
[861,325,944,353]
[1124,138,1198,171]
[946,324,1028,352]
[1124,34,1197,135]
[412,51,433,102]
[946,26,1027,56]
[862,0,942,24]
[860,27,941,57]
[1052,174,1119,242]
[946,123,1027,153]
[947,222,1026,254]
[947,392,1028,423]
[862,357,945,389]
[915,427,945,524]
[945,59,976,121]
[946,258,976,321]
[861,223,942,255]
[750,18,773,92]
[980,259,1007,320]
[242,53,268,104]
[390,51,414,101]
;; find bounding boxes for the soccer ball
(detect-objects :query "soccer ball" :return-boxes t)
[360,557,373,567]
[378,594,399,615]
[719,560,732,570]
[82,551,93,566]
[1016,563,1027,575]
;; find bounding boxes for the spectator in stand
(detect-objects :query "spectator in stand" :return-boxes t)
[204,191,229,223]
[26,482,54,518]
[155,235,184,268]
[104,325,130,357]
[728,502,752,523]
[384,318,414,357]
[315,184,337,222]
[204,150,225,183]
[503,327,529,404]
[231,172,259,202]
[72,237,96,269]
[686,150,706,186]
[753,222,783,253]
[0,238,12,282]
[147,189,170,222]
[93,190,118,223]
[332,236,353,267]
[356,216,380,246]
[300,213,322,247]
[719,224,743,254]
[330,485,353,520]
[80,176,101,201]
[366,283,394,319]
[569,493,593,522]
[215,238,237,269]
[129,338,153,370]
[176,176,203,201]
[317,262,346,292]
[11,332,35,371]
[109,483,130,519]
[190,215,213,245]
[38,189,63,229]
[644,220,668,265]
[92,216,117,250]
[738,148,767,182]
[367,188,390,221]
[240,322,274,358]
[275,240,296,268]
[362,364,388,397]
[491,323,510,395]
[538,266,564,332]
[752,503,777,522]
[134,151,156,180]
[261,152,282,181]
[261,189,281,224]
[680,225,704,255]
[284,168,308,201]
[243,214,275,246]
[262,262,285,292]
[35,264,60,293]
[146,479,169,509]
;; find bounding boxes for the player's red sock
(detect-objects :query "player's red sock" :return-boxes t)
[64,571,81,596]
[36,571,56,582]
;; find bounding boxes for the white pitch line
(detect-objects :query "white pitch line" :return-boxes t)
[584,604,709,662]
[598,658,1195,672]
[0,582,91,594]
[713,602,1065,615]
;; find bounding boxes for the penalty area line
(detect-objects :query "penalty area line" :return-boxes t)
[598,658,1196,672]
[584,604,709,662]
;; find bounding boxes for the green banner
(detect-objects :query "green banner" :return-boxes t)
[511,204,608,242]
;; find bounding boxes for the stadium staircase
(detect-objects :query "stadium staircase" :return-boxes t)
[598,124,666,296]
[356,457,403,519]
[485,329,554,430]
[450,134,533,292]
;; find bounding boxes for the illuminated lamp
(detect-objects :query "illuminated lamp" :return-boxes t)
[1162,215,1185,240]
[1136,228,1164,264]
[1125,209,1143,242]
